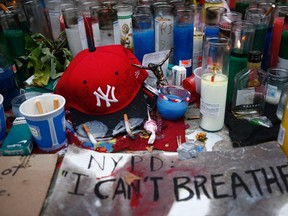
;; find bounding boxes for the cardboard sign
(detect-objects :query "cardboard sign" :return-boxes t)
[0,154,57,216]
[43,143,288,216]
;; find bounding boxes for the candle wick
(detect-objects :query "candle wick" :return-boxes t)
[211,68,216,82]
[210,65,219,82]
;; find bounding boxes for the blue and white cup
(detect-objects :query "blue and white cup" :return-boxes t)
[19,94,67,152]
[0,94,7,144]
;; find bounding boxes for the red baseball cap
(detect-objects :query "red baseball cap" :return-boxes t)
[56,45,148,138]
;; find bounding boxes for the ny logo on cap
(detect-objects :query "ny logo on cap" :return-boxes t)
[93,85,118,108]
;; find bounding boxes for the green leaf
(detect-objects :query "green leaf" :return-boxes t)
[14,32,72,87]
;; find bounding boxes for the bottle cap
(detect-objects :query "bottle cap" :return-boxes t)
[247,51,262,63]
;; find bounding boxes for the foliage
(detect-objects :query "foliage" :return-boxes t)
[14,32,72,87]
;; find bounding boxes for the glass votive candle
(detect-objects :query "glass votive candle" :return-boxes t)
[157,85,191,121]
[266,68,288,105]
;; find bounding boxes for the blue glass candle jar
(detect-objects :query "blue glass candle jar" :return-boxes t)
[157,85,190,120]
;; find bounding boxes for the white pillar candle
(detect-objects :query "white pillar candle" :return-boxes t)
[200,73,228,131]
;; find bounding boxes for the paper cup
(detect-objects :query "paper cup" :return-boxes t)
[19,94,67,151]
[193,67,202,94]
[0,94,6,144]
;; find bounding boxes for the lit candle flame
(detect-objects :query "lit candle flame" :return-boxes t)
[210,64,220,82]
[237,40,241,49]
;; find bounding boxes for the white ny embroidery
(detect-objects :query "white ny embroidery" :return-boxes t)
[93,85,118,107]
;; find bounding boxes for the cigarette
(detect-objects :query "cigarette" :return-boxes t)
[124,114,135,140]
[53,98,59,110]
[176,136,182,146]
[83,124,98,149]
[265,4,275,17]
[36,100,44,114]
[187,116,200,120]
[0,3,10,12]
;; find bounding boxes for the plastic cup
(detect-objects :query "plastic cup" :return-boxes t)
[19,94,67,152]
[11,92,42,117]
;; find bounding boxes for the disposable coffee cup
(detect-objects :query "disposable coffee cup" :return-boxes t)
[19,94,67,151]
[0,94,6,144]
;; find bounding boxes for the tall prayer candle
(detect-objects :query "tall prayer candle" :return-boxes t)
[253,24,268,54]
[132,6,155,63]
[200,37,230,132]
[200,73,228,131]
[227,21,255,104]
[133,23,155,63]
[277,14,288,70]
[270,17,284,67]
[113,4,134,52]
[204,25,219,38]
[235,1,249,19]
[193,30,203,70]
[227,49,247,104]
[154,4,174,52]
[173,8,194,77]
[245,7,269,54]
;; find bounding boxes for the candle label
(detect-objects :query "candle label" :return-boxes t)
[278,57,288,69]
[277,124,285,145]
[236,89,255,106]
[266,84,278,99]
[179,59,192,68]
[193,52,202,70]
[200,99,220,117]
[155,17,174,52]
[117,13,134,52]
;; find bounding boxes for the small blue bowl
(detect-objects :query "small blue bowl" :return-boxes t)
[157,85,190,121]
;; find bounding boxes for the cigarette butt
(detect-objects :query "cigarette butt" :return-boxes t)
[83,124,98,147]
[187,116,200,120]
[36,100,44,114]
[53,98,59,110]
[83,124,90,133]
[124,114,128,121]
[123,114,135,140]
[265,4,275,16]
